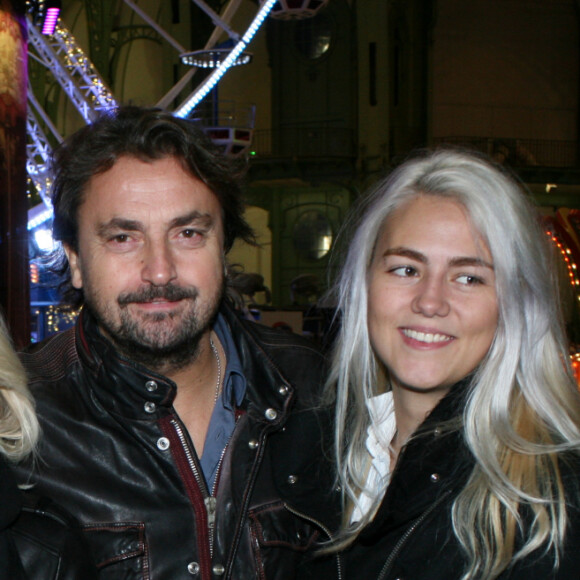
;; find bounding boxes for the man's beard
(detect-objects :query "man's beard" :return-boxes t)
[85,282,224,374]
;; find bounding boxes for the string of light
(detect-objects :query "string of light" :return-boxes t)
[174,0,277,118]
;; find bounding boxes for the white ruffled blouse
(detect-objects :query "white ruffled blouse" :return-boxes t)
[350,391,397,523]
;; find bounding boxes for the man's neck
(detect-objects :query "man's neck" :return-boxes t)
[170,330,225,457]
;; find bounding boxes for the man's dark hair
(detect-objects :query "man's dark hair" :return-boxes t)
[50,106,255,306]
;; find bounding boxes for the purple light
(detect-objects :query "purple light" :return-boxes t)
[41,8,60,35]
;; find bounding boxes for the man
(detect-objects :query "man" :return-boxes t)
[16,107,340,579]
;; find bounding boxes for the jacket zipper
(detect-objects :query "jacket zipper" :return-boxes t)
[206,443,229,548]
[284,503,344,580]
[171,418,231,557]
[170,418,218,555]
[376,489,452,580]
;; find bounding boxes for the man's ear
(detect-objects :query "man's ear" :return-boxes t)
[64,244,84,290]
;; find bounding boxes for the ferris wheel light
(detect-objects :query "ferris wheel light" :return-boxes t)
[174,0,277,118]
[34,228,56,253]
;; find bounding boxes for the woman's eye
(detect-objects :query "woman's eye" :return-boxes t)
[390,265,417,277]
[456,274,483,285]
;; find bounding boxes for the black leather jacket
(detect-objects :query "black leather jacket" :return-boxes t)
[344,384,580,580]
[15,305,341,580]
[0,457,97,579]
[11,492,98,579]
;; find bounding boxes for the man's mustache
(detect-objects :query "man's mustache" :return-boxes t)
[118,285,198,305]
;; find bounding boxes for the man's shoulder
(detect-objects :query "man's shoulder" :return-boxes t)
[19,328,79,386]
[227,310,325,367]
[242,316,323,354]
[224,309,328,406]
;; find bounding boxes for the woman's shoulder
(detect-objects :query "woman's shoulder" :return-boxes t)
[9,492,97,579]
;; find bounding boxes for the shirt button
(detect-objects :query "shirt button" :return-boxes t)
[278,385,289,396]
[144,402,156,414]
[157,437,170,451]
[145,380,158,392]
[212,563,225,576]
[264,408,278,421]
[430,473,440,483]
[248,439,259,450]
[287,474,298,485]
[187,561,200,575]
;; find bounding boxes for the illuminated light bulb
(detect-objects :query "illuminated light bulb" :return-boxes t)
[42,7,60,35]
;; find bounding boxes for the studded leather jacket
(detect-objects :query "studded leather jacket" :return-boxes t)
[15,305,342,580]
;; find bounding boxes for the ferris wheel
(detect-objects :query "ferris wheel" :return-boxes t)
[26,0,329,225]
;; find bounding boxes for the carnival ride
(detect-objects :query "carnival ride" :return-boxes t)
[25,0,329,338]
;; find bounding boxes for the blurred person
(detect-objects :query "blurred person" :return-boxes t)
[15,106,340,579]
[327,149,580,579]
[0,313,96,578]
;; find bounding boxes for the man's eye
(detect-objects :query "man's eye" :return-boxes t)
[180,229,205,241]
[111,234,130,243]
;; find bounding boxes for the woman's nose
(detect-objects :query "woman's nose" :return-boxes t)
[411,276,450,317]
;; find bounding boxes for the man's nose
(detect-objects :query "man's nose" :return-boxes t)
[140,241,177,286]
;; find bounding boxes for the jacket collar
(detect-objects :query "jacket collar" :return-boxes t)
[74,304,294,426]
[359,379,474,541]
[214,306,297,427]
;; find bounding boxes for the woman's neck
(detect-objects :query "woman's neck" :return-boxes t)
[389,381,451,466]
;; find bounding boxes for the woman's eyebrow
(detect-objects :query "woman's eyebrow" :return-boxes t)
[383,247,494,270]
[383,247,427,263]
[449,256,494,269]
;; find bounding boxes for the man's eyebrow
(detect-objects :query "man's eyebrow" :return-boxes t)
[169,211,214,229]
[96,218,143,238]
[383,247,494,269]
[95,212,214,238]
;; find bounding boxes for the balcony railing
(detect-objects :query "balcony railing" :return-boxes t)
[190,100,256,129]
[250,127,356,159]
[434,137,579,168]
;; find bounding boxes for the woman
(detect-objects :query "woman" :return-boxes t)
[328,149,580,579]
[0,314,96,578]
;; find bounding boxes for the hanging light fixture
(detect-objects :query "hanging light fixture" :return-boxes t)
[181,48,252,69]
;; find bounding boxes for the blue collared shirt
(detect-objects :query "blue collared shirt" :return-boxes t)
[199,314,247,491]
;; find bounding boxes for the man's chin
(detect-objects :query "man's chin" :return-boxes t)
[113,332,202,373]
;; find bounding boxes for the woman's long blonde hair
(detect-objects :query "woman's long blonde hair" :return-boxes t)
[327,148,580,578]
[0,315,38,461]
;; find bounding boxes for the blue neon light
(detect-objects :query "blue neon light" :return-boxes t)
[174,0,276,118]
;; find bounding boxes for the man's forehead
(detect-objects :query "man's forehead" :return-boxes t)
[83,157,219,210]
